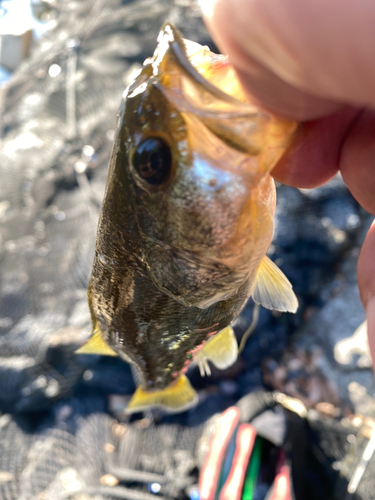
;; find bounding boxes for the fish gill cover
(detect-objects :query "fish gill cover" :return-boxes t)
[0,0,374,499]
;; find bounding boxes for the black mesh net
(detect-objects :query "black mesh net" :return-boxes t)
[0,396,204,500]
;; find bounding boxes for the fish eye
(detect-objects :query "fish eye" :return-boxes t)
[132,137,172,187]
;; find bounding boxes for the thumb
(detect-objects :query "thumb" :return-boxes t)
[200,0,375,120]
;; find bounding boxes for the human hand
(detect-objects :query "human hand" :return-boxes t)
[200,0,375,362]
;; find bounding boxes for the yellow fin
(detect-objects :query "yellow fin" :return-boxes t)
[126,375,198,414]
[195,326,238,377]
[252,255,298,313]
[75,329,118,356]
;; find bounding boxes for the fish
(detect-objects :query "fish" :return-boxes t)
[76,24,299,414]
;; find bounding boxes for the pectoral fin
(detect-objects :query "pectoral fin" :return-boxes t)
[75,328,118,356]
[126,375,198,414]
[195,326,238,377]
[252,256,298,313]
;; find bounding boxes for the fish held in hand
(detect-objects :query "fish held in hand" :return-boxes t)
[77,24,298,414]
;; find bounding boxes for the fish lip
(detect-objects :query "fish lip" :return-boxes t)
[154,24,273,157]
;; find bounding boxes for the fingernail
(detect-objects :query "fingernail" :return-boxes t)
[366,296,375,369]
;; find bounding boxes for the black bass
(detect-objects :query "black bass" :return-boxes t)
[77,24,298,413]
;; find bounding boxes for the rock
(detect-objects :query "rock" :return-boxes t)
[307,283,366,353]
[335,321,371,369]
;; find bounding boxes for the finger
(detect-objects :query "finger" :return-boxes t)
[357,222,375,365]
[201,0,326,121]
[208,38,343,121]
[339,108,375,216]
[201,0,375,119]
[272,106,361,188]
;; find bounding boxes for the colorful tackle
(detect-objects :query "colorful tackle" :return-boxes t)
[77,24,298,413]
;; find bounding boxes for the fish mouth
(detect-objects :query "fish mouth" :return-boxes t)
[152,23,298,166]
[158,24,249,107]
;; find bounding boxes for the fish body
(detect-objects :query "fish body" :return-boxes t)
[79,25,298,413]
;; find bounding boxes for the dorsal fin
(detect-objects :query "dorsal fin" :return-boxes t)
[252,256,298,313]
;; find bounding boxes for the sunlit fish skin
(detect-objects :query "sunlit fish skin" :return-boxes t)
[78,24,299,413]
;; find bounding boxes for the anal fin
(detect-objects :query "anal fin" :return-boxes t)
[75,328,118,356]
[126,375,198,414]
[195,326,238,377]
[252,255,298,313]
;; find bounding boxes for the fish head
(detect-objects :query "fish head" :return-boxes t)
[113,24,297,309]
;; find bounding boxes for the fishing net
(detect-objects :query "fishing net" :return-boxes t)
[1,0,375,499]
[0,396,204,500]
